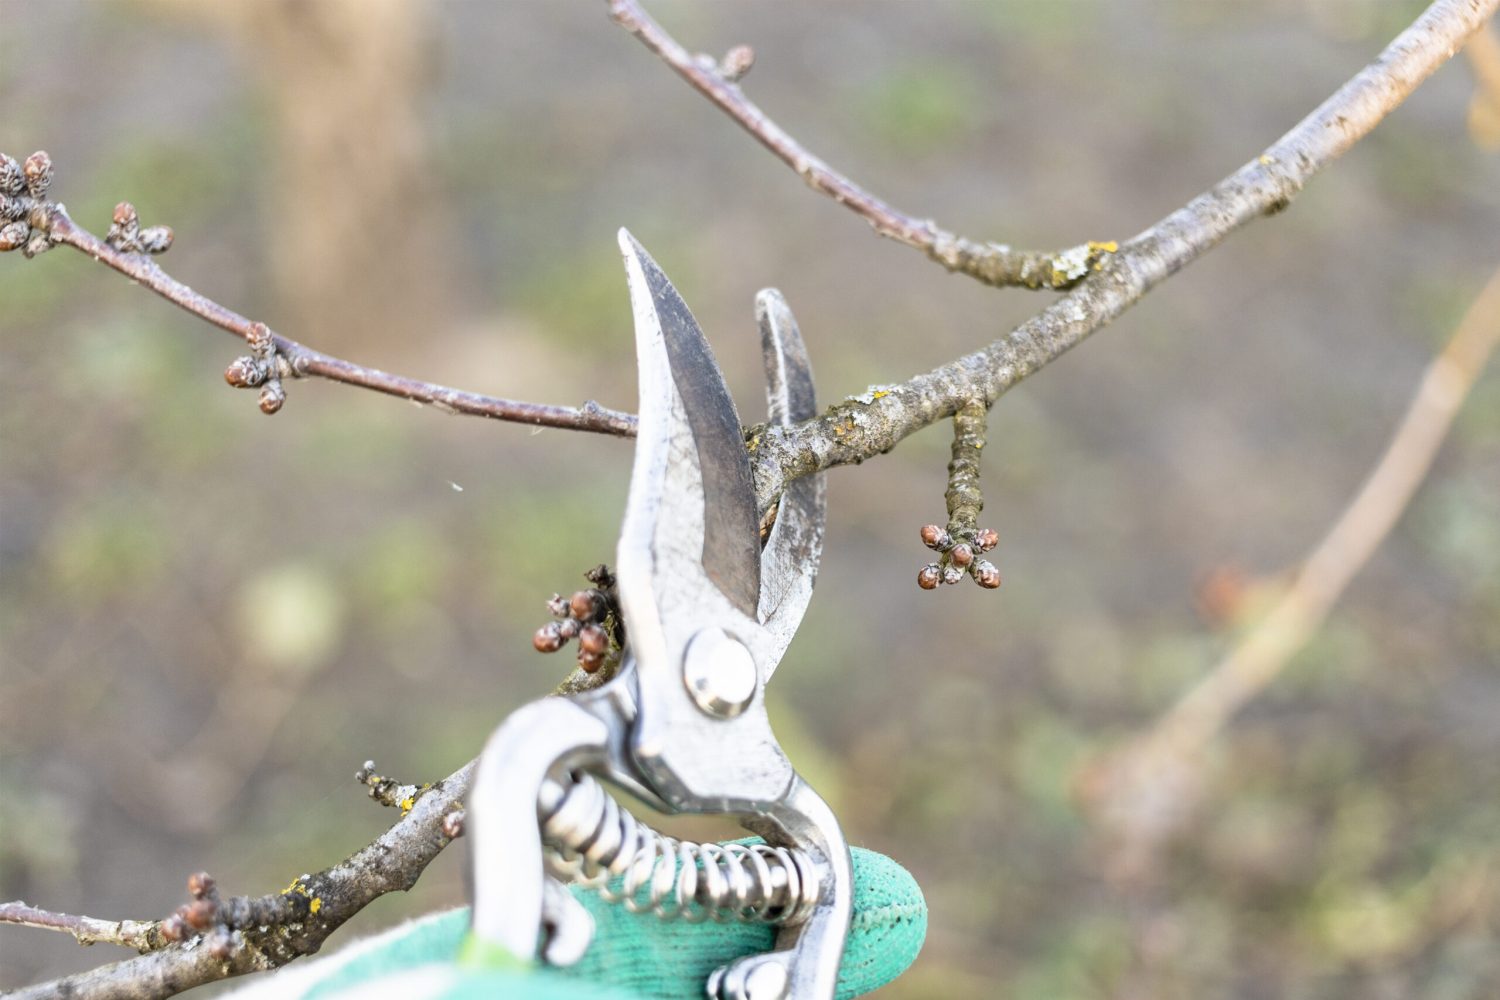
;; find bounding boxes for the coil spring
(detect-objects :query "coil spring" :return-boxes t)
[538,771,819,926]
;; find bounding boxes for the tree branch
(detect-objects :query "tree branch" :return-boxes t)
[6,760,474,1000]
[608,0,1119,290]
[24,205,638,436]
[748,0,1500,517]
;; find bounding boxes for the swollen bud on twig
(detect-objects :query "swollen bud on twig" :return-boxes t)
[442,809,466,840]
[258,381,286,414]
[22,151,51,199]
[224,357,268,388]
[105,200,173,255]
[0,221,27,252]
[719,44,755,82]
[973,560,1001,589]
[917,564,941,590]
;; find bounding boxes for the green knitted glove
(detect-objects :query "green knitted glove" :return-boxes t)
[227,846,924,1000]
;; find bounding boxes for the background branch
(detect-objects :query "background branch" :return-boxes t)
[749,0,1500,516]
[1085,260,1500,876]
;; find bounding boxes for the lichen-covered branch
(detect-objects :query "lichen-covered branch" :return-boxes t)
[607,0,1117,290]
[917,401,1000,590]
[748,0,1500,518]
[6,760,474,1000]
[0,161,637,436]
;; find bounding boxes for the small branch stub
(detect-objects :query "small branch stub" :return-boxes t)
[918,400,1000,590]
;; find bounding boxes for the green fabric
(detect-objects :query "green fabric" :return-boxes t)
[297,845,924,1000]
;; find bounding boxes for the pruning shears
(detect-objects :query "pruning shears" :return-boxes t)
[466,231,849,1000]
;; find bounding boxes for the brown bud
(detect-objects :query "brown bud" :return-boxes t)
[224,357,266,388]
[579,623,609,655]
[919,524,947,550]
[441,809,466,840]
[183,898,217,930]
[533,621,565,653]
[0,220,27,252]
[0,153,23,196]
[258,381,286,414]
[22,151,51,199]
[187,871,216,900]
[975,528,998,552]
[578,649,605,674]
[568,589,601,621]
[160,914,188,943]
[113,201,138,228]
[247,321,274,357]
[917,564,941,590]
[0,192,25,222]
[545,593,570,618]
[973,560,1001,589]
[138,225,173,254]
[949,543,973,567]
[941,565,964,586]
[557,617,581,640]
[720,44,755,82]
[584,564,615,588]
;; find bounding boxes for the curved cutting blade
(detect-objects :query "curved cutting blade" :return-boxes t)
[755,289,826,670]
[615,230,760,620]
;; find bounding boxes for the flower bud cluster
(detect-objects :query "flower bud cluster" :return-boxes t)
[917,523,1000,590]
[0,151,60,258]
[533,564,623,675]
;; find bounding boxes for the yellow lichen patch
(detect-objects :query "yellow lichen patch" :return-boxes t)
[1087,240,1119,254]
[310,897,322,914]
[282,879,310,898]
[871,390,890,400]
[1259,154,1276,165]
[399,796,416,815]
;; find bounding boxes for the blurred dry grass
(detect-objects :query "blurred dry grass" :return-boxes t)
[2,2,1498,997]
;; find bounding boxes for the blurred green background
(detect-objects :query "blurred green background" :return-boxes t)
[2,2,1498,997]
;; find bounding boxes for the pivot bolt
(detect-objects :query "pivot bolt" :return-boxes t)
[682,628,758,719]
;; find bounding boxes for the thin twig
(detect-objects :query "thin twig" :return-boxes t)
[0,902,162,952]
[608,0,1119,290]
[749,0,1500,518]
[37,208,638,436]
[1086,261,1500,876]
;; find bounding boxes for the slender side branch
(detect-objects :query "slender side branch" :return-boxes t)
[0,903,163,952]
[749,0,1500,517]
[608,0,1118,290]
[8,760,475,1000]
[19,203,637,436]
[917,401,1001,590]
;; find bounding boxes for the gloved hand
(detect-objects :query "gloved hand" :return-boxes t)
[227,845,925,1000]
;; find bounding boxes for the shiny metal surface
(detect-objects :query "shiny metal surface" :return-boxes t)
[467,231,849,999]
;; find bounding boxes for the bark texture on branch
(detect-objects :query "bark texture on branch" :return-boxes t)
[747,0,1500,516]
